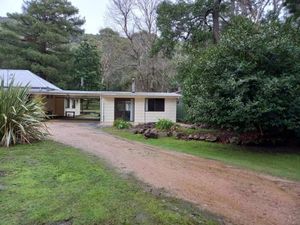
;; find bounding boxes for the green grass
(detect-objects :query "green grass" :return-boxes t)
[0,141,219,225]
[104,128,300,181]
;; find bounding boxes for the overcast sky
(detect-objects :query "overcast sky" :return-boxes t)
[0,0,110,34]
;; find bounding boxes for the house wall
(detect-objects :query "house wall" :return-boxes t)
[54,97,65,116]
[144,98,177,123]
[43,95,64,116]
[101,97,115,124]
[101,96,177,125]
[44,96,55,114]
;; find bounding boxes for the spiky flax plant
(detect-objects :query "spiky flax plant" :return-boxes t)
[0,81,48,147]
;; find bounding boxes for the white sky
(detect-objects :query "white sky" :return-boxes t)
[0,0,110,34]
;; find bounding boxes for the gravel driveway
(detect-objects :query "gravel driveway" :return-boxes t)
[48,121,300,225]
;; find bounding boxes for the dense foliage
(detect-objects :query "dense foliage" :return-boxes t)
[284,0,300,21]
[0,0,84,88]
[182,17,300,140]
[156,0,285,55]
[0,82,48,147]
[71,40,103,90]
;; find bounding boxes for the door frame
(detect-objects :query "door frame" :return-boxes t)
[114,98,135,122]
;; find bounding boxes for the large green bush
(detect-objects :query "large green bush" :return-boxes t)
[182,17,300,139]
[0,81,48,147]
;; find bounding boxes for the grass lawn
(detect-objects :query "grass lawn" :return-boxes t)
[0,141,218,225]
[104,128,300,181]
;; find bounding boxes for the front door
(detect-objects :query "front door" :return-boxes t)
[114,98,134,121]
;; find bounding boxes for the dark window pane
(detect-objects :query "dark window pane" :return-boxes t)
[148,99,155,111]
[147,98,165,112]
[155,99,164,111]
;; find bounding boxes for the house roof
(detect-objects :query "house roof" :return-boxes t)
[1,69,180,98]
[99,91,180,98]
[30,90,180,98]
[0,69,62,91]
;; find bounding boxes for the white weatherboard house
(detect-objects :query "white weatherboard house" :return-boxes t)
[0,69,180,125]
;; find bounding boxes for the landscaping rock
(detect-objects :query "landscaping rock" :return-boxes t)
[193,134,200,140]
[205,135,218,142]
[167,131,173,137]
[190,125,197,130]
[188,134,194,140]
[132,129,139,134]
[138,128,146,134]
[144,128,158,139]
[175,132,184,139]
[229,136,240,144]
[158,131,168,137]
[199,135,206,140]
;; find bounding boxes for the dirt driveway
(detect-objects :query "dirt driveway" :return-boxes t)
[48,121,300,225]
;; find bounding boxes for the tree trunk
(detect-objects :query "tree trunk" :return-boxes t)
[212,0,221,43]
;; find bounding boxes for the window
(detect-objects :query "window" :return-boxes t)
[72,99,76,109]
[146,98,165,112]
[66,99,70,108]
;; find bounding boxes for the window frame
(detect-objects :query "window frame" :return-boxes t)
[145,98,165,112]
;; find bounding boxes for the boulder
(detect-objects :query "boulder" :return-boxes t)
[144,128,158,139]
[158,131,168,137]
[167,131,173,137]
[199,135,206,140]
[175,132,184,139]
[205,135,218,142]
[138,128,146,134]
[132,129,139,134]
[229,136,240,144]
[188,134,194,140]
[193,134,200,140]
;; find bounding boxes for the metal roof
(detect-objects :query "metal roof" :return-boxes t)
[0,69,180,98]
[30,90,180,98]
[0,69,62,91]
[99,91,180,98]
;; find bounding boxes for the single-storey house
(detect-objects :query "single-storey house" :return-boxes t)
[0,69,180,125]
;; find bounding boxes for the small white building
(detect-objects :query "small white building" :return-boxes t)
[100,92,179,126]
[0,69,181,125]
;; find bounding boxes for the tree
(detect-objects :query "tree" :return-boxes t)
[284,0,300,21]
[182,17,300,141]
[155,0,285,55]
[71,40,102,91]
[0,0,84,88]
[99,28,134,91]
[107,0,176,92]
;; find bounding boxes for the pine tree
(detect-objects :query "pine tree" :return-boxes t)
[0,0,85,88]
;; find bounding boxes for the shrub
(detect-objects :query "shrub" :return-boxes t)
[0,81,48,147]
[155,119,175,131]
[113,119,131,129]
[182,17,300,141]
